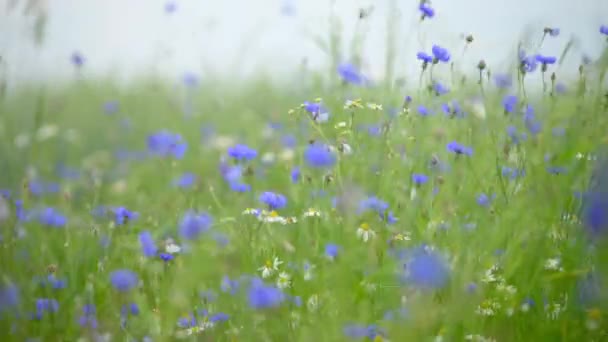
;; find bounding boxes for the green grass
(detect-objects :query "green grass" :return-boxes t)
[0,63,607,342]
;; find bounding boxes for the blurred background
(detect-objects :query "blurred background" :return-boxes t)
[1,0,608,88]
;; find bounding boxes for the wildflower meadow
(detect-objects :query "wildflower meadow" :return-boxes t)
[2,2,608,341]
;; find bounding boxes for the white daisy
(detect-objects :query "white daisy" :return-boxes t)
[276,272,292,289]
[357,223,376,242]
[258,257,283,278]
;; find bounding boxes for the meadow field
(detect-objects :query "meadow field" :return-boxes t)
[1,3,608,341]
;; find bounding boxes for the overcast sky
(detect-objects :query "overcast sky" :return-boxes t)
[1,0,607,87]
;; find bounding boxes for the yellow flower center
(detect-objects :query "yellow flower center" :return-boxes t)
[360,222,370,231]
[269,211,279,218]
[265,260,273,268]
[588,308,602,320]
[373,335,384,342]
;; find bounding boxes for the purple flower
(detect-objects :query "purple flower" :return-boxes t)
[417,52,433,63]
[477,193,495,207]
[418,3,434,18]
[159,253,174,262]
[259,192,287,210]
[519,53,538,73]
[227,144,257,161]
[403,248,450,289]
[304,144,336,168]
[290,167,301,183]
[337,63,368,86]
[113,207,138,225]
[325,243,340,259]
[447,141,473,156]
[147,131,187,159]
[173,173,196,189]
[343,324,386,340]
[78,304,98,329]
[547,28,560,37]
[433,82,449,95]
[34,298,59,319]
[359,196,389,215]
[248,279,285,309]
[110,270,138,292]
[103,101,119,114]
[494,74,512,89]
[432,45,450,63]
[600,25,608,35]
[179,211,213,240]
[535,54,557,65]
[139,231,157,257]
[164,1,177,13]
[0,284,19,313]
[221,275,240,295]
[502,95,518,113]
[412,173,429,185]
[39,208,67,228]
[418,105,431,116]
[71,52,85,67]
[210,312,230,322]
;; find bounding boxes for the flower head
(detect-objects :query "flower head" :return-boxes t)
[403,248,450,289]
[110,270,138,292]
[535,54,557,65]
[412,173,429,185]
[139,231,157,257]
[248,279,285,309]
[418,3,435,19]
[71,52,85,67]
[179,211,213,240]
[113,207,139,225]
[325,243,340,259]
[447,141,473,156]
[432,45,451,63]
[259,192,287,210]
[600,25,608,36]
[337,63,368,86]
[304,144,336,169]
[39,208,67,228]
[417,52,433,63]
[147,131,187,159]
[227,144,258,161]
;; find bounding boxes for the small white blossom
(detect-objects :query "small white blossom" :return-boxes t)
[544,258,563,271]
[258,257,283,278]
[307,294,319,312]
[356,223,376,242]
[276,272,292,289]
[303,208,321,218]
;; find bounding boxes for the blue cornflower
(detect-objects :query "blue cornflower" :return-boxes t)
[103,101,119,114]
[417,52,433,63]
[446,141,473,156]
[519,52,538,73]
[524,105,542,135]
[303,101,330,123]
[210,312,230,322]
[502,166,525,179]
[555,83,567,94]
[583,156,608,236]
[494,74,512,89]
[164,1,177,13]
[227,144,258,161]
[259,192,287,210]
[477,193,496,207]
[433,82,449,95]
[337,63,367,86]
[177,313,197,328]
[78,304,98,329]
[113,207,139,225]
[325,243,340,259]
[139,231,157,257]
[304,143,336,168]
[248,278,285,309]
[281,134,297,148]
[221,275,240,295]
[179,211,213,240]
[502,95,518,113]
[431,45,450,63]
[359,196,389,215]
[159,253,174,262]
[110,270,138,292]
[34,298,59,319]
[46,274,67,289]
[535,54,557,65]
[147,131,187,159]
[182,72,199,88]
[290,167,301,183]
[343,324,387,340]
[412,173,429,185]
[404,248,450,289]
[173,172,196,189]
[230,182,251,192]
[0,284,19,313]
[418,105,431,116]
[71,52,85,67]
[600,25,608,35]
[39,208,67,228]
[545,27,560,37]
[418,3,434,19]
